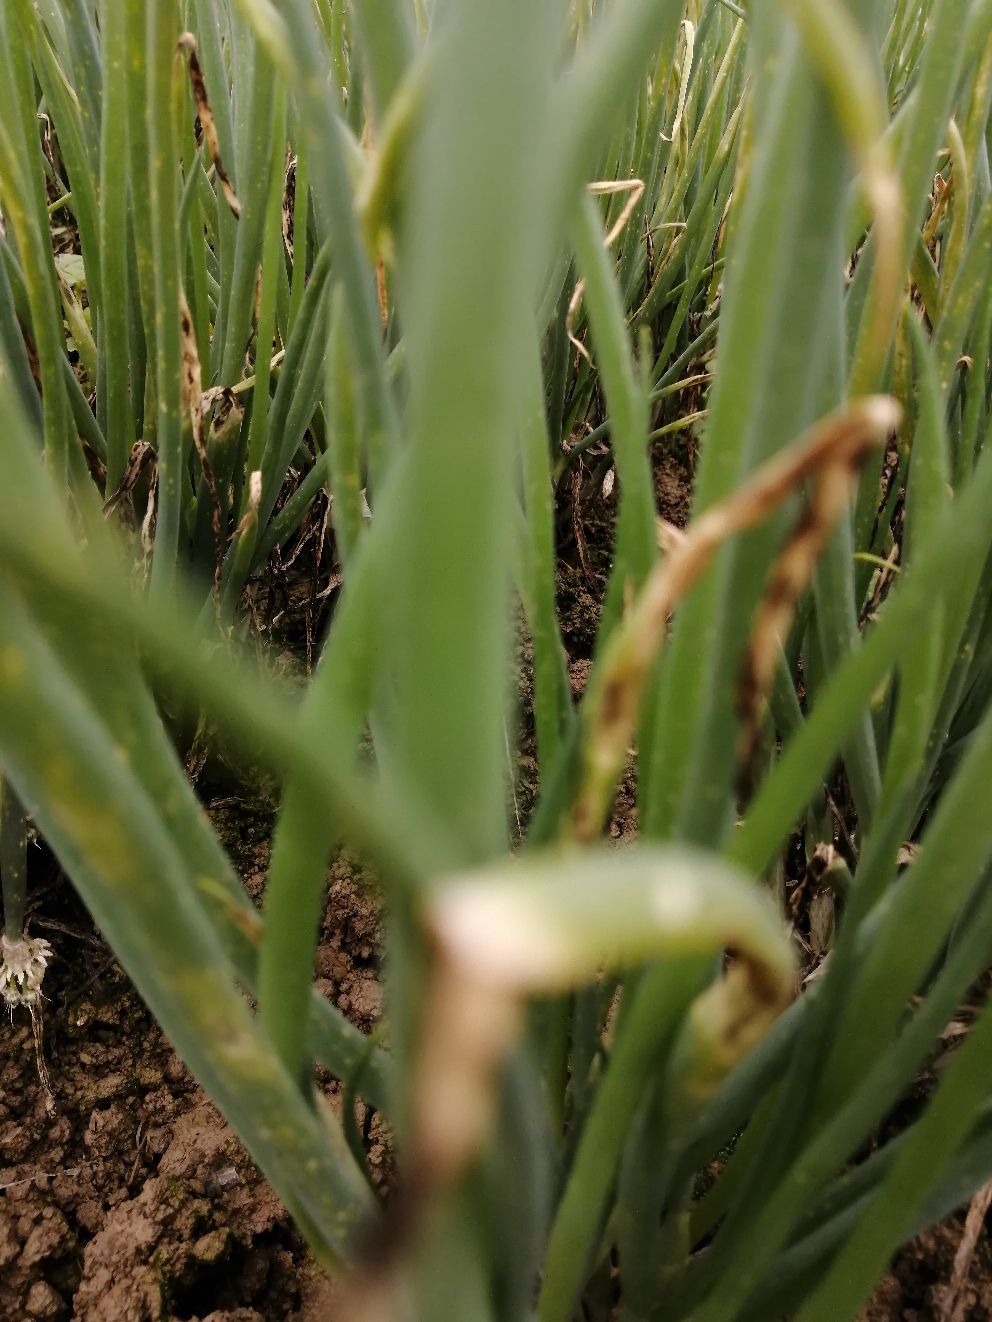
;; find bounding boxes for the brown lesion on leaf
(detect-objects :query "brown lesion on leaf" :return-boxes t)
[179,291,224,594]
[735,407,894,796]
[739,950,788,1011]
[103,441,156,519]
[209,387,239,437]
[337,943,522,1316]
[569,633,660,842]
[194,874,264,945]
[597,671,632,740]
[177,33,242,219]
[281,151,297,263]
[723,942,790,1016]
[570,396,900,845]
[375,254,389,334]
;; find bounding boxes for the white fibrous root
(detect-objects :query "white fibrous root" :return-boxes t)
[1,933,53,1010]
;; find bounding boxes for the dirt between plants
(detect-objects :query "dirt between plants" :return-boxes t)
[0,803,385,1322]
[860,1223,992,1322]
[3,440,991,1319]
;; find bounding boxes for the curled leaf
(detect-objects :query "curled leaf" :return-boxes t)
[414,845,795,1191]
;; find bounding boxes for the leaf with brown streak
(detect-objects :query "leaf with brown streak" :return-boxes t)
[735,405,893,791]
[103,441,156,518]
[177,33,242,218]
[570,396,901,842]
[180,293,223,592]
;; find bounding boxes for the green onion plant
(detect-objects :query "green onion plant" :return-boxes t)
[2,0,992,1317]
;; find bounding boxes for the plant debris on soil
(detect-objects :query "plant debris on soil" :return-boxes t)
[3,435,991,1320]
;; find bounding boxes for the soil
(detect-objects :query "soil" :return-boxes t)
[4,431,991,1320]
[0,805,384,1322]
[861,1220,992,1322]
